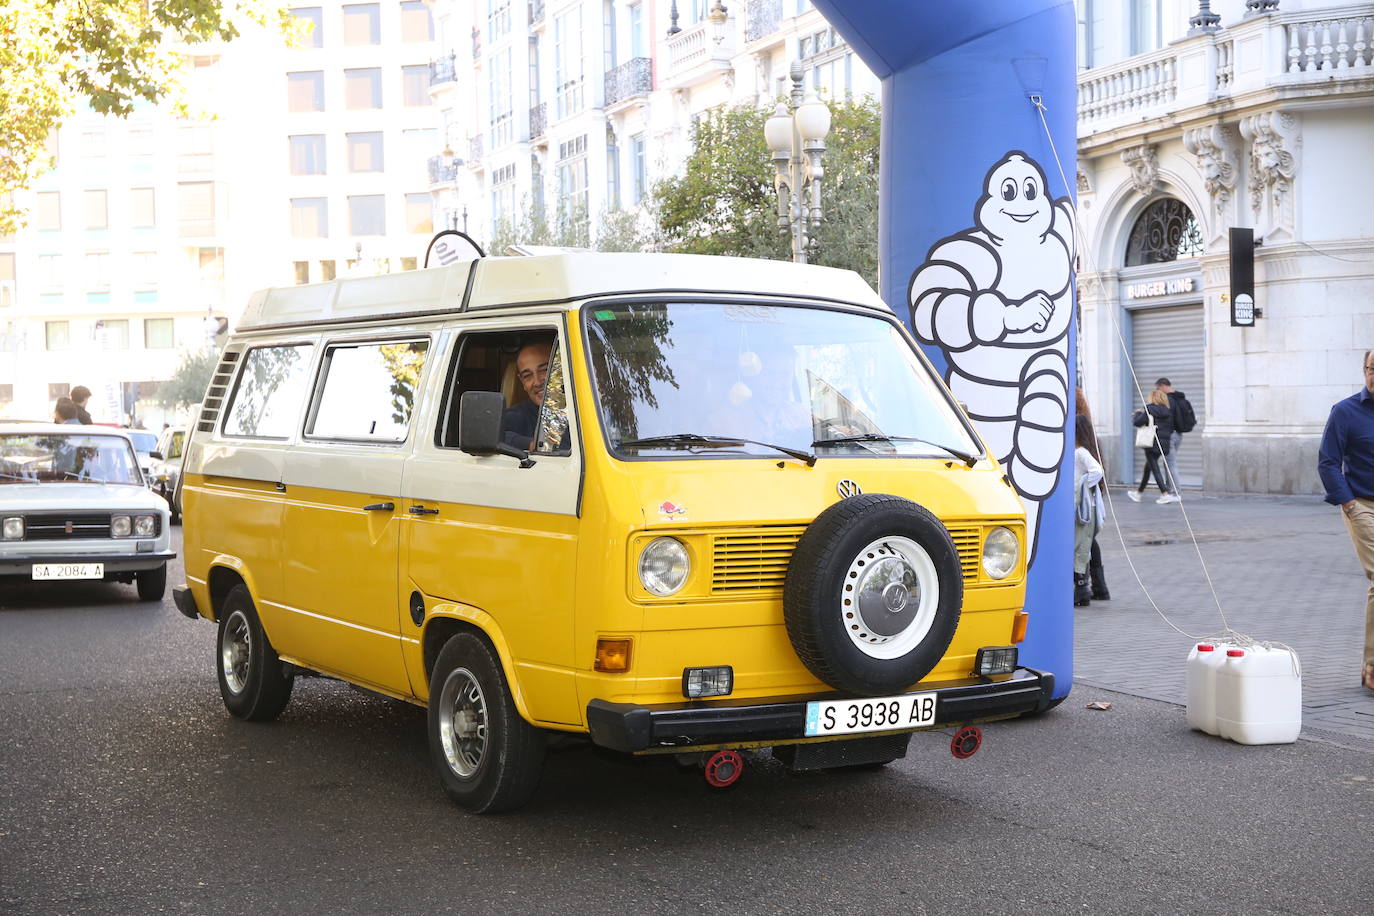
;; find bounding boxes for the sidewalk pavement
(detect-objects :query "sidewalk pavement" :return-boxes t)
[1070,488,1374,749]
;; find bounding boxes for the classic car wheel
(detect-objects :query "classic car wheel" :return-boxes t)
[428,632,545,813]
[216,585,293,721]
[784,493,963,696]
[136,563,167,601]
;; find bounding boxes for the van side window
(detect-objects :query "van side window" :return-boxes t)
[438,330,572,456]
[223,343,314,439]
[306,338,429,442]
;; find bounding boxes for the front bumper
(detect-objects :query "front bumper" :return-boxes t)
[0,552,176,576]
[587,667,1054,753]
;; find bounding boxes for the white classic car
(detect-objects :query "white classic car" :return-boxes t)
[148,424,187,524]
[0,423,175,599]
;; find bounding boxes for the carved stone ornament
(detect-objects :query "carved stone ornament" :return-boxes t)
[1240,110,1297,237]
[1121,145,1159,198]
[1182,124,1237,222]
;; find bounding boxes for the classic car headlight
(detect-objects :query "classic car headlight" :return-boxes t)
[2,517,23,540]
[638,536,690,596]
[133,515,156,537]
[111,516,132,537]
[982,526,1020,580]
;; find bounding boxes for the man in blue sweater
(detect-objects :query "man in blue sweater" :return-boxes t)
[1318,349,1374,692]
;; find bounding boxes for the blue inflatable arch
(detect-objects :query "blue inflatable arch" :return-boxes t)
[812,0,1078,699]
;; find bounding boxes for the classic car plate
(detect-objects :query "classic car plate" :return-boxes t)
[804,691,936,737]
[32,563,104,580]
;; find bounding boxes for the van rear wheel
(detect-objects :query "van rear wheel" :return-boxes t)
[216,585,294,721]
[428,633,546,814]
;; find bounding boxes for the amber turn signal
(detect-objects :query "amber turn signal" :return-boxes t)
[1011,611,1029,644]
[595,638,633,673]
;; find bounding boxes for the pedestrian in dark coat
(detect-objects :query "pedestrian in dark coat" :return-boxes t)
[1128,388,1177,503]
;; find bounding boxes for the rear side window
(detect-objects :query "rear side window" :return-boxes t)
[307,338,429,442]
[224,344,314,439]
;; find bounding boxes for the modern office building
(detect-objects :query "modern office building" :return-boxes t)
[1074,0,1374,494]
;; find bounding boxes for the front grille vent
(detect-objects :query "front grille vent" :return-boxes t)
[24,514,112,540]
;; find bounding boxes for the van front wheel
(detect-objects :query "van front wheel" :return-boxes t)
[428,633,546,814]
[216,585,294,721]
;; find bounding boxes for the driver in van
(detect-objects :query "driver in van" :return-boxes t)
[502,337,553,451]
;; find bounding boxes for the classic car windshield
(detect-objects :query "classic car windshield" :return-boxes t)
[0,434,142,485]
[584,302,980,460]
[127,431,158,454]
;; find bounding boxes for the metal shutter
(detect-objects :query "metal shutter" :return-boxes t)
[1129,304,1205,488]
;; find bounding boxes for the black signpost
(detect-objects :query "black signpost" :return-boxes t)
[1229,227,1255,327]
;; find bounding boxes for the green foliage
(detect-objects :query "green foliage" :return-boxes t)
[157,348,220,410]
[489,196,663,255]
[651,97,881,291]
[0,0,295,235]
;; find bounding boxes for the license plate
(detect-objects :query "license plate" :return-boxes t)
[805,692,936,737]
[32,563,104,580]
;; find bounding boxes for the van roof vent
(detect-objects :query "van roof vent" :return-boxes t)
[197,349,241,433]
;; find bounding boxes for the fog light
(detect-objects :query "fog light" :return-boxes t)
[595,638,633,673]
[111,516,132,537]
[2,517,23,540]
[682,666,733,698]
[133,515,156,537]
[974,646,1018,676]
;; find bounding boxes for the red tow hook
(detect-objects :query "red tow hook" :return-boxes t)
[950,725,983,759]
[703,749,745,788]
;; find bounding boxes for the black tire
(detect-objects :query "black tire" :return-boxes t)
[136,563,167,601]
[784,493,962,696]
[216,584,294,721]
[427,632,546,814]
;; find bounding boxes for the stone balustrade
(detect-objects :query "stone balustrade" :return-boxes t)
[1284,12,1374,72]
[1078,46,1178,127]
[665,19,735,85]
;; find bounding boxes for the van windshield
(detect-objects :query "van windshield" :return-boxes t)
[584,302,980,461]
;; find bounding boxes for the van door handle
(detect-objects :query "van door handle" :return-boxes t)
[363,502,394,511]
[408,506,439,516]
[275,482,287,492]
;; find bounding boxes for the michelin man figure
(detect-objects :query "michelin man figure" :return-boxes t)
[908,151,1074,565]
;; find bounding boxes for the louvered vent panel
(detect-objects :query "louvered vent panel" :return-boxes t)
[710,528,805,593]
[197,350,241,432]
[947,527,981,581]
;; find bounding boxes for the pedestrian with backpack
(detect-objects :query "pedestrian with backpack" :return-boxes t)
[1156,377,1196,491]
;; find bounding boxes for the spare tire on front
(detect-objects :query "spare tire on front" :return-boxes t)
[783,493,963,696]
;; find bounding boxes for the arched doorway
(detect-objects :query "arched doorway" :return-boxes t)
[1119,197,1205,489]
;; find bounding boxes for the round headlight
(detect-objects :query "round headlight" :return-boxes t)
[2,517,23,540]
[982,526,1020,580]
[134,515,156,537]
[638,536,690,597]
[111,515,132,538]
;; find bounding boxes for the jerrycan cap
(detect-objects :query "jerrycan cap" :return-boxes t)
[1197,644,1215,652]
[1226,649,1245,657]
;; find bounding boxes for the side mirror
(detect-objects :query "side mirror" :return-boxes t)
[458,391,535,467]
[150,450,163,461]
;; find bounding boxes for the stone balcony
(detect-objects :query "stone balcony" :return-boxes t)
[430,52,457,87]
[1078,3,1374,140]
[529,101,547,142]
[427,154,460,187]
[745,0,784,44]
[663,18,736,89]
[604,57,652,110]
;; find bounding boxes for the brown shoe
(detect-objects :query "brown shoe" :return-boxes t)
[1363,664,1374,691]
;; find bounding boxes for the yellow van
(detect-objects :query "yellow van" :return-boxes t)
[175,252,1049,813]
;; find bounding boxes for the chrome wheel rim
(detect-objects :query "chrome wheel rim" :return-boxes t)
[437,667,487,779]
[221,610,251,694]
[841,535,939,660]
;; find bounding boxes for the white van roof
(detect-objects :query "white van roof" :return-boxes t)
[235,253,887,331]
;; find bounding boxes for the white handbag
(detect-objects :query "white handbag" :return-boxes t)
[1134,414,1156,449]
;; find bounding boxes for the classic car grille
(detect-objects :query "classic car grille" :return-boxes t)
[709,525,986,594]
[24,514,113,540]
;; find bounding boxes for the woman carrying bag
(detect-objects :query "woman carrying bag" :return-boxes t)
[1073,414,1106,606]
[1128,388,1177,504]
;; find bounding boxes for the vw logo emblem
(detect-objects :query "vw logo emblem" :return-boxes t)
[882,582,909,613]
[837,479,862,499]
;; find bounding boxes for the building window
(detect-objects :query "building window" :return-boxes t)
[405,193,433,234]
[341,3,381,45]
[46,320,69,351]
[294,261,310,284]
[0,252,13,308]
[628,2,644,58]
[1124,198,1204,266]
[84,190,108,229]
[289,134,327,175]
[290,197,329,237]
[199,247,224,284]
[400,1,433,42]
[287,70,325,111]
[132,251,158,287]
[177,182,215,237]
[320,259,336,280]
[345,68,383,109]
[606,141,620,210]
[490,163,516,232]
[400,256,417,271]
[631,134,646,204]
[49,382,71,401]
[403,64,433,106]
[96,318,130,349]
[0,384,11,407]
[487,0,512,43]
[36,192,61,230]
[553,8,584,119]
[178,125,213,171]
[130,188,156,228]
[128,123,154,158]
[346,132,384,172]
[556,135,588,223]
[85,251,110,289]
[291,7,324,47]
[349,195,385,235]
[144,317,174,349]
[488,49,513,145]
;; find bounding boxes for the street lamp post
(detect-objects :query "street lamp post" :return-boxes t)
[764,61,831,264]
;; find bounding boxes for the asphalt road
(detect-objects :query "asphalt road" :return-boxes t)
[1,530,1370,915]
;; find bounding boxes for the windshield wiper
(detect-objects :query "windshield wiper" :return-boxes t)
[620,433,815,466]
[811,433,979,468]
